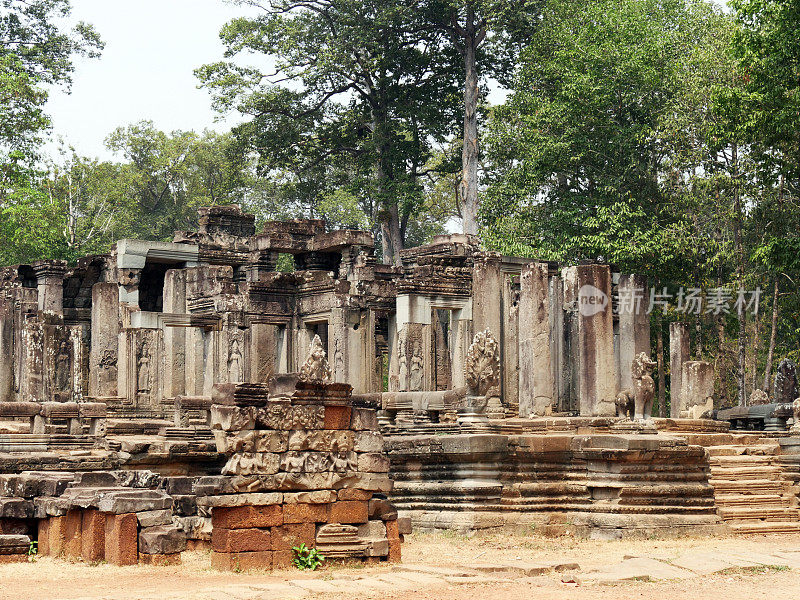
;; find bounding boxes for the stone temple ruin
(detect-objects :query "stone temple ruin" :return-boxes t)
[1,205,800,566]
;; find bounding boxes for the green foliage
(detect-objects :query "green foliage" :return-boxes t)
[292,543,324,571]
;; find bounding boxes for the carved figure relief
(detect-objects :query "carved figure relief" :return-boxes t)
[299,334,332,383]
[53,339,70,392]
[227,333,243,383]
[631,351,657,421]
[774,358,798,404]
[137,339,152,396]
[464,329,500,397]
[410,344,424,391]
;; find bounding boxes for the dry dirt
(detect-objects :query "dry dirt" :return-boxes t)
[5,532,800,600]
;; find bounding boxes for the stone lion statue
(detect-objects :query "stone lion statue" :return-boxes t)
[615,389,635,419]
[299,334,332,383]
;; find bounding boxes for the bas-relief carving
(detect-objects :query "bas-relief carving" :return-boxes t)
[227,332,244,383]
[464,329,500,398]
[299,334,332,383]
[136,338,152,401]
[410,344,424,391]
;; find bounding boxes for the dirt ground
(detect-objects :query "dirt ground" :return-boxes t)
[5,532,800,600]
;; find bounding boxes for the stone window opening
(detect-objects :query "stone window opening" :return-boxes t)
[138,262,172,312]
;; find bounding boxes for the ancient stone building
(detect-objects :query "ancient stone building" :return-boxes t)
[2,205,800,565]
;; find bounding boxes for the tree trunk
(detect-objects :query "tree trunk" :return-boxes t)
[763,277,779,392]
[656,317,665,417]
[373,107,403,266]
[459,4,480,236]
[732,142,747,407]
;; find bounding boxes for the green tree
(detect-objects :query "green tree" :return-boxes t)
[197,0,462,264]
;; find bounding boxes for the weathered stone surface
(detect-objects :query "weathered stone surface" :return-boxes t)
[271,522,315,551]
[328,501,368,524]
[681,361,715,419]
[357,453,391,473]
[136,509,173,527]
[81,509,105,562]
[214,430,289,453]
[283,502,328,524]
[252,404,324,430]
[210,406,255,432]
[212,527,271,553]
[287,430,354,452]
[139,525,187,555]
[96,490,172,514]
[212,550,273,571]
[368,498,398,521]
[283,490,337,504]
[350,408,378,431]
[197,493,282,508]
[0,534,29,555]
[353,431,383,453]
[221,452,281,476]
[104,513,138,566]
[212,505,283,529]
[279,451,357,474]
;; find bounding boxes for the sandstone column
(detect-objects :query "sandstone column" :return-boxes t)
[681,360,714,418]
[162,270,186,398]
[472,253,503,402]
[563,264,616,416]
[669,322,690,418]
[249,323,277,384]
[618,274,650,393]
[0,304,13,402]
[32,261,67,314]
[519,262,554,417]
[89,282,120,398]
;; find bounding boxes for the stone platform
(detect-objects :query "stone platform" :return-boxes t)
[385,427,726,538]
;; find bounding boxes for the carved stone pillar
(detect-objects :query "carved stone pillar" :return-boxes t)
[89,282,120,398]
[519,262,555,417]
[32,260,67,314]
[618,274,650,393]
[669,322,690,418]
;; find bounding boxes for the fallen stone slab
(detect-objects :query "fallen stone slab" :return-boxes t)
[473,560,580,577]
[138,525,187,555]
[0,498,34,519]
[137,509,174,527]
[97,490,172,514]
[585,557,695,583]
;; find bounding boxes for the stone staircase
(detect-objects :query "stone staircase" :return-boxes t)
[707,441,800,534]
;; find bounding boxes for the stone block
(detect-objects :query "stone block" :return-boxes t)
[253,404,323,430]
[387,539,402,562]
[368,498,398,521]
[212,527,271,553]
[97,490,172,514]
[136,509,173,527]
[0,498,34,519]
[271,522,315,551]
[212,505,283,530]
[397,517,412,535]
[386,519,400,540]
[283,503,328,524]
[0,534,29,555]
[138,525,187,555]
[357,453,391,473]
[46,516,66,557]
[80,509,105,563]
[328,501,368,524]
[283,491,337,504]
[210,406,255,431]
[211,550,273,571]
[197,492,282,509]
[337,489,372,501]
[37,518,50,556]
[64,510,82,558]
[324,405,352,430]
[351,408,378,431]
[104,513,138,566]
[353,431,383,453]
[272,549,294,569]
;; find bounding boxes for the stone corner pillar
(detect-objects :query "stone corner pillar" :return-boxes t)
[89,282,120,398]
[669,322,690,418]
[569,264,616,417]
[519,262,554,417]
[618,274,650,393]
[681,360,714,418]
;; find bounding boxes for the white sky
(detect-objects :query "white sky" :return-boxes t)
[45,0,261,160]
[45,0,730,162]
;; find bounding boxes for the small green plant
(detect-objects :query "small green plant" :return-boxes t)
[28,540,38,561]
[292,543,325,571]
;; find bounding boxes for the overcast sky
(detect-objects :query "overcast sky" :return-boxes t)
[45,0,262,160]
[45,0,730,162]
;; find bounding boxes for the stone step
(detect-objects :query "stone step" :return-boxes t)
[718,506,800,521]
[728,521,800,534]
[714,493,790,507]
[706,444,780,457]
[709,467,782,480]
[707,445,747,457]
[708,479,788,494]
[710,455,775,466]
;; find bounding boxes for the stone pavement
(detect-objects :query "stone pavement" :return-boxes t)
[37,546,800,600]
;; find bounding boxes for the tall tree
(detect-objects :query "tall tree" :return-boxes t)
[198,0,461,264]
